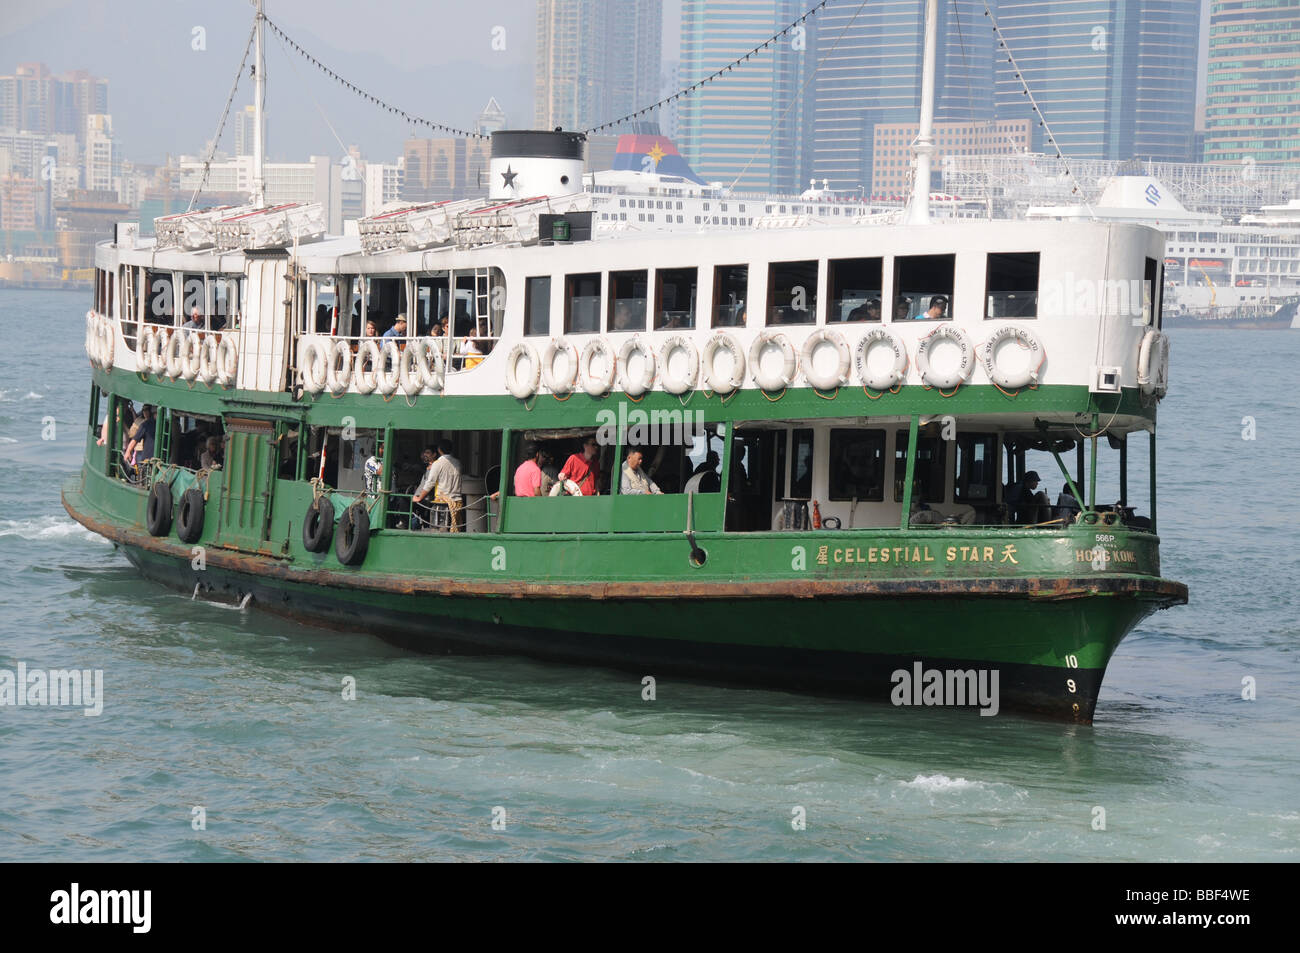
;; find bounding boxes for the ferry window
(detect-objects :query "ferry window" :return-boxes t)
[985,252,1039,318]
[608,270,648,332]
[365,276,408,336]
[309,276,337,334]
[955,433,998,502]
[894,254,955,321]
[790,428,815,499]
[622,420,725,496]
[767,260,818,325]
[524,277,551,336]
[415,274,450,337]
[712,265,748,327]
[654,267,697,330]
[564,273,601,334]
[338,276,362,337]
[144,270,174,326]
[1143,257,1158,326]
[829,257,883,322]
[894,430,947,504]
[181,273,205,326]
[829,429,885,501]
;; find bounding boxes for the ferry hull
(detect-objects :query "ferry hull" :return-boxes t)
[67,487,1183,724]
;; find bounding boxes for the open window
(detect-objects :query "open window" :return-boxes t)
[608,270,648,332]
[955,433,998,503]
[712,265,748,327]
[985,252,1039,319]
[895,428,947,504]
[564,273,601,334]
[894,254,954,321]
[828,429,886,501]
[767,260,818,325]
[829,257,883,322]
[654,267,697,330]
[144,270,174,326]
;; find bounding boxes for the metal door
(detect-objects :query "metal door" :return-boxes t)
[219,417,277,549]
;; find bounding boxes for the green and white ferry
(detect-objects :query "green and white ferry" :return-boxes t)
[64,2,1186,722]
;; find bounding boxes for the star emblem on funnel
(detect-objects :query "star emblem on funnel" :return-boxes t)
[501,165,518,189]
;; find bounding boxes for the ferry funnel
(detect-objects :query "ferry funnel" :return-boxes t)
[489,129,587,201]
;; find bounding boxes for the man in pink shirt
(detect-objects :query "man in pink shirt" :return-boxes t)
[514,442,545,496]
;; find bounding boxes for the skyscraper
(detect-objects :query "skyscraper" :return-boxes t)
[677,0,813,192]
[534,0,663,132]
[811,0,995,192]
[992,0,1198,161]
[1203,0,1300,164]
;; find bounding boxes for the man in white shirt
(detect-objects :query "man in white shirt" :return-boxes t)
[414,440,463,530]
[620,449,662,496]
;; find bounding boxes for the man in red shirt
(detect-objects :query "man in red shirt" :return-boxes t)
[559,436,601,496]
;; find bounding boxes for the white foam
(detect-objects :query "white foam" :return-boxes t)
[0,516,104,542]
[903,773,983,792]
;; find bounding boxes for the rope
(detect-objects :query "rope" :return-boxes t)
[187,23,257,212]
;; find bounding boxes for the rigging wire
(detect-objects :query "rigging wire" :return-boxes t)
[584,0,832,136]
[187,23,257,212]
[262,15,486,139]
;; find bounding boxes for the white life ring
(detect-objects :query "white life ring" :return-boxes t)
[749,331,798,392]
[163,327,185,380]
[659,335,699,395]
[352,339,381,395]
[95,317,112,371]
[180,332,203,382]
[85,311,97,364]
[145,327,167,375]
[420,337,444,392]
[618,337,657,397]
[215,335,239,386]
[978,325,1045,390]
[137,325,157,373]
[505,342,541,399]
[299,337,327,394]
[855,327,908,391]
[376,340,401,397]
[916,325,974,391]
[198,335,220,385]
[542,337,579,395]
[326,339,353,395]
[578,337,617,397]
[703,332,746,395]
[1137,329,1170,398]
[399,342,424,396]
[801,328,851,390]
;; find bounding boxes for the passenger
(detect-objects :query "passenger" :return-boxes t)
[364,319,378,338]
[894,297,912,321]
[459,335,484,369]
[513,442,546,497]
[414,440,463,530]
[539,447,559,496]
[923,295,949,320]
[181,306,203,333]
[557,437,601,496]
[683,451,722,494]
[1056,483,1081,522]
[1006,470,1050,524]
[364,448,383,494]
[620,449,663,496]
[124,405,157,480]
[199,436,224,470]
[382,315,408,340]
[848,298,882,322]
[315,304,331,334]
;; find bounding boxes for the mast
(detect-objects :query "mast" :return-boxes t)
[252,0,267,208]
[905,0,938,225]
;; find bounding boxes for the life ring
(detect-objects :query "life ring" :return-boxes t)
[145,482,173,537]
[618,337,657,397]
[176,487,206,544]
[300,337,328,395]
[916,325,974,391]
[215,335,239,387]
[137,325,158,373]
[505,342,541,399]
[658,335,699,395]
[99,318,115,371]
[84,311,96,363]
[335,503,370,566]
[542,337,579,395]
[327,338,354,395]
[978,325,1045,390]
[163,328,185,380]
[419,337,444,392]
[801,328,851,389]
[749,331,797,392]
[399,342,425,396]
[144,327,167,375]
[302,496,335,553]
[353,339,381,395]
[180,332,203,382]
[1137,329,1170,398]
[376,340,401,397]
[702,332,746,395]
[855,327,908,391]
[198,335,220,385]
[579,338,618,397]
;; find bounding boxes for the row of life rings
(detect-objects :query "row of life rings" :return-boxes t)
[503,326,1051,398]
[298,336,445,398]
[85,311,116,371]
[137,326,238,386]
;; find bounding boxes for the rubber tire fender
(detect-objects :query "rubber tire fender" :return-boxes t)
[146,481,173,537]
[176,487,206,544]
[335,503,371,567]
[302,496,335,554]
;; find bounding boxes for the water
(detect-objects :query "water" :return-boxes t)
[1,287,1296,861]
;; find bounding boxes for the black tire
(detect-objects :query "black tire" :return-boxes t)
[302,496,335,553]
[335,503,370,566]
[146,481,173,537]
[176,487,206,543]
